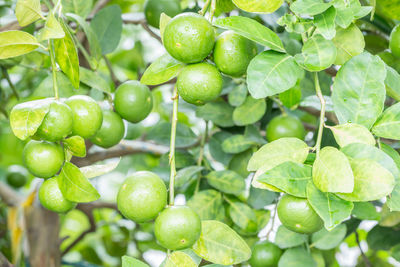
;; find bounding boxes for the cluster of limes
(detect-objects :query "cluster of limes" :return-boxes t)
[18,81,153,213]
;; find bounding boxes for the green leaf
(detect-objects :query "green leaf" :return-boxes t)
[366,225,400,251]
[248,137,309,171]
[228,83,247,107]
[175,166,204,188]
[307,181,353,230]
[248,187,278,209]
[279,86,301,109]
[192,220,251,265]
[37,12,65,41]
[62,0,93,18]
[314,6,336,40]
[213,16,285,52]
[352,202,380,220]
[332,0,361,28]
[160,13,171,43]
[206,170,245,195]
[290,0,332,16]
[54,21,80,89]
[278,247,316,267]
[257,161,311,198]
[58,162,100,202]
[311,224,347,250]
[332,52,386,129]
[372,102,400,140]
[385,65,400,102]
[147,122,198,148]
[79,67,112,93]
[312,146,354,193]
[226,198,258,232]
[232,96,266,125]
[221,135,256,154]
[10,99,50,140]
[164,251,197,267]
[80,159,120,179]
[275,225,307,249]
[209,132,234,165]
[328,123,376,147]
[294,35,336,72]
[141,53,185,86]
[187,190,225,221]
[0,30,40,59]
[232,0,283,13]
[380,143,400,211]
[63,136,86,157]
[196,101,235,127]
[336,159,395,202]
[332,24,365,65]
[380,204,400,227]
[247,51,304,99]
[122,256,150,267]
[15,0,43,27]
[91,5,122,54]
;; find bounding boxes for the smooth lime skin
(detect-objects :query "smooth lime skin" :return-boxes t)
[114,81,153,123]
[177,62,223,105]
[154,205,201,250]
[163,12,215,63]
[36,100,73,142]
[39,177,76,213]
[90,110,125,148]
[23,140,64,178]
[277,194,323,235]
[214,31,257,77]
[249,241,283,267]
[6,172,27,188]
[390,25,400,58]
[144,0,181,28]
[65,95,103,139]
[266,115,305,142]
[117,171,167,223]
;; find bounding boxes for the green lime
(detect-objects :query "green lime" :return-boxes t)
[154,205,201,250]
[39,177,76,213]
[214,31,257,77]
[144,0,181,28]
[65,95,103,139]
[277,194,323,234]
[36,100,73,141]
[114,81,153,123]
[6,171,27,188]
[117,171,167,223]
[249,240,283,267]
[266,115,305,142]
[90,110,125,148]
[23,140,64,178]
[177,62,223,105]
[163,12,215,63]
[390,25,400,58]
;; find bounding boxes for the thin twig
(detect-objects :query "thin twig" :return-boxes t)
[312,73,326,156]
[265,204,278,239]
[194,121,208,194]
[355,231,372,267]
[48,40,59,99]
[168,86,179,206]
[1,67,19,100]
[103,55,120,87]
[123,19,162,43]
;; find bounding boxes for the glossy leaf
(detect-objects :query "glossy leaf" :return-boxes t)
[15,0,43,27]
[275,225,307,249]
[352,202,380,220]
[196,101,235,127]
[159,13,171,43]
[0,31,40,59]
[247,51,303,99]
[248,187,278,209]
[290,0,332,16]
[175,166,204,188]
[62,0,93,18]
[187,190,225,221]
[232,0,283,14]
[192,220,251,265]
[372,102,400,140]
[226,199,258,232]
[228,83,247,107]
[122,256,150,267]
[80,159,120,179]
[165,251,197,267]
[221,135,256,154]
[79,67,111,93]
[37,12,65,41]
[328,123,376,147]
[232,96,266,125]
[279,86,302,108]
[147,122,198,148]
[332,24,365,65]
[333,0,361,28]
[206,170,245,195]
[63,136,86,157]
[141,53,185,86]
[278,247,316,267]
[311,224,347,250]
[314,6,336,40]
[385,65,400,102]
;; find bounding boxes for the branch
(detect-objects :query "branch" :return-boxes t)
[355,230,372,267]
[89,0,112,16]
[103,55,121,87]
[123,19,162,43]
[0,251,13,267]
[298,106,339,124]
[0,182,22,206]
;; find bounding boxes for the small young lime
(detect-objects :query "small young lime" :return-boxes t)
[249,240,283,267]
[163,12,215,63]
[23,140,64,178]
[177,62,223,105]
[90,110,125,148]
[39,177,76,213]
[65,95,103,139]
[114,81,153,123]
[390,24,400,58]
[144,0,181,28]
[117,171,167,223]
[154,205,201,250]
[6,171,27,188]
[266,115,305,142]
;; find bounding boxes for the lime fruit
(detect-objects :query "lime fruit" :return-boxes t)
[277,194,323,234]
[214,31,257,77]
[144,0,181,28]
[65,95,103,139]
[390,24,400,58]
[39,177,76,213]
[154,205,201,250]
[23,140,64,178]
[114,81,153,123]
[163,12,215,63]
[177,62,223,105]
[249,240,283,267]
[90,110,125,148]
[117,171,167,223]
[6,171,27,188]
[266,115,305,142]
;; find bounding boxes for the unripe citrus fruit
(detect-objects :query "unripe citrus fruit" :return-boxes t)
[36,100,73,141]
[163,12,215,63]
[6,171,27,188]
[144,0,181,28]
[214,31,257,77]
[249,240,283,267]
[23,140,64,178]
[277,194,323,234]
[266,115,305,142]
[177,62,223,105]
[114,81,153,123]
[390,24,400,58]
[154,205,201,250]
[117,171,167,223]
[65,95,103,139]
[90,110,125,148]
[39,177,76,213]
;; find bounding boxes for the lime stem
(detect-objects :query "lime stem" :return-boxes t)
[209,0,216,21]
[195,121,208,194]
[270,96,286,115]
[48,39,59,100]
[313,72,325,157]
[168,86,179,206]
[199,0,211,16]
